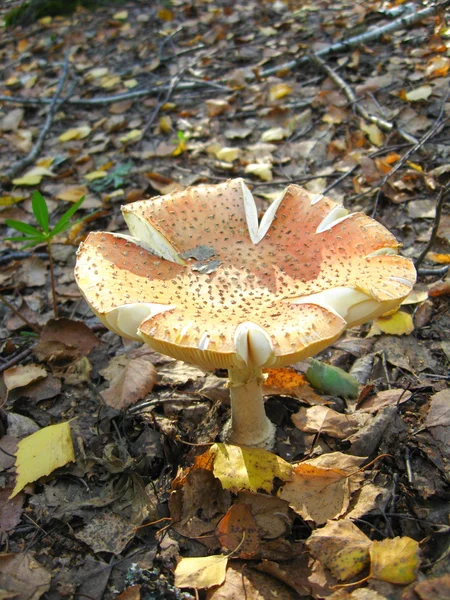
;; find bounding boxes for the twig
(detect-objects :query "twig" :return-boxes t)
[371,99,450,217]
[0,293,41,334]
[259,0,450,77]
[2,51,70,183]
[417,265,449,277]
[47,240,58,318]
[0,79,230,107]
[0,344,36,373]
[308,52,417,144]
[415,183,450,268]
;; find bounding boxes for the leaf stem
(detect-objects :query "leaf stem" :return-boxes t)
[47,240,58,318]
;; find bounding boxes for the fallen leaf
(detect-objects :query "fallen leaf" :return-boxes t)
[269,83,293,102]
[119,129,142,143]
[175,555,228,589]
[400,85,432,102]
[56,185,88,202]
[74,512,135,554]
[113,9,128,20]
[245,162,273,181]
[0,488,24,533]
[368,311,414,337]
[207,562,297,599]
[261,127,288,142]
[4,364,47,392]
[100,355,157,409]
[205,99,230,117]
[306,520,371,581]
[85,170,108,181]
[216,503,261,558]
[59,126,92,142]
[0,553,51,600]
[34,318,99,363]
[360,122,384,146]
[10,421,75,498]
[0,108,24,132]
[292,405,367,439]
[425,56,450,79]
[427,252,450,264]
[357,388,412,413]
[12,166,54,186]
[278,453,365,524]
[211,443,292,493]
[216,147,240,162]
[369,537,420,584]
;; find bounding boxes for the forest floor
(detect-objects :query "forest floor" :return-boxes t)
[1,1,450,599]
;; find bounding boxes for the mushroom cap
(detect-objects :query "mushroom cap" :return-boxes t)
[75,179,416,370]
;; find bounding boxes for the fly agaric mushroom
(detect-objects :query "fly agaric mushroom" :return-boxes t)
[75,179,416,448]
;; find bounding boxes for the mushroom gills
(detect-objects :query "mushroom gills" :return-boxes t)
[292,287,380,326]
[105,302,175,340]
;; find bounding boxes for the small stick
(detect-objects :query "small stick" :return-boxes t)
[415,183,450,268]
[0,293,41,334]
[308,52,417,144]
[0,344,36,373]
[2,50,70,183]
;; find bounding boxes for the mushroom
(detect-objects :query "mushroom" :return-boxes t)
[75,179,416,448]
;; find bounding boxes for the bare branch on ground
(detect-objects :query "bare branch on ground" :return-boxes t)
[308,52,418,144]
[415,182,450,269]
[1,51,70,183]
[260,0,450,77]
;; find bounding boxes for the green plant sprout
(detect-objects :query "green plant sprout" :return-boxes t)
[5,190,85,319]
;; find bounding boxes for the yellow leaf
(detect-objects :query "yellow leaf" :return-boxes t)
[406,161,423,172]
[244,162,273,181]
[368,311,414,337]
[172,140,186,157]
[0,194,26,206]
[157,8,174,21]
[12,166,54,186]
[36,156,55,168]
[101,75,121,90]
[212,443,292,493]
[119,129,142,143]
[174,555,227,589]
[123,79,138,89]
[402,85,432,102]
[56,185,88,202]
[360,122,384,147]
[59,126,92,142]
[113,10,128,20]
[269,83,293,102]
[159,116,172,133]
[216,147,240,162]
[307,520,371,581]
[370,537,420,584]
[85,170,108,181]
[261,127,288,142]
[38,16,52,25]
[401,285,429,304]
[427,252,450,264]
[10,422,75,498]
[86,67,109,81]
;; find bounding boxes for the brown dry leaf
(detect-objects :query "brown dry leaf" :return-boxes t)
[205,99,230,117]
[56,185,88,202]
[425,56,450,79]
[404,574,450,600]
[100,355,157,409]
[0,488,24,533]
[116,585,141,600]
[0,553,51,600]
[369,537,420,584]
[74,512,135,554]
[356,389,412,413]
[216,503,261,558]
[425,390,450,457]
[374,336,436,373]
[170,468,231,541]
[34,318,99,363]
[237,491,291,539]
[278,453,365,525]
[4,364,46,392]
[207,562,297,600]
[306,520,371,581]
[291,405,368,439]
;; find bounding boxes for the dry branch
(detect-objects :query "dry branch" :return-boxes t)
[415,182,450,268]
[1,51,70,183]
[308,52,418,145]
[260,0,450,77]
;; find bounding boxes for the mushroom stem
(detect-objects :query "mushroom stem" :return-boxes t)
[224,365,276,449]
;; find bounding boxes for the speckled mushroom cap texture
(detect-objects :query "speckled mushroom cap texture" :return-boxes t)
[75,179,416,370]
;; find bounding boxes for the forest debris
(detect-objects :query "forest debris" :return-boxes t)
[74,512,136,554]
[11,421,75,497]
[3,363,46,391]
[100,355,157,410]
[0,553,51,600]
[292,405,368,439]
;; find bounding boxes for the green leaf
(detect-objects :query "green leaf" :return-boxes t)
[306,359,360,399]
[31,190,49,233]
[4,235,46,244]
[5,219,43,237]
[50,195,85,237]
